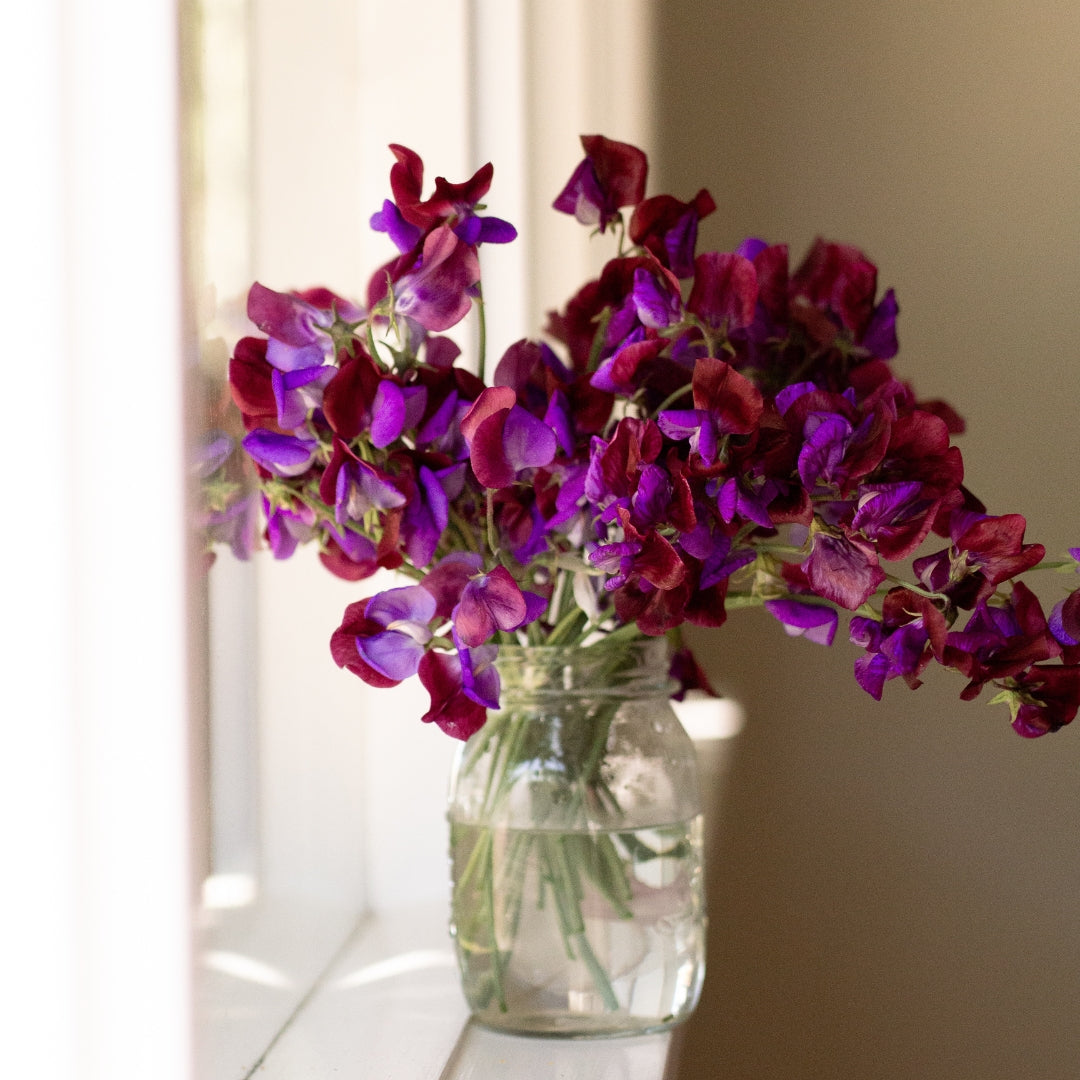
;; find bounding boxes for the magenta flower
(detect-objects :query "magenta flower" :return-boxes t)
[687,251,759,333]
[272,364,335,429]
[330,586,436,687]
[264,497,316,560]
[421,552,484,619]
[629,189,717,278]
[765,598,839,646]
[247,282,361,371]
[400,462,466,567]
[453,565,545,648]
[803,530,886,610]
[393,226,481,332]
[418,648,488,741]
[201,491,258,562]
[849,588,947,699]
[553,135,648,232]
[453,629,501,710]
[241,429,319,478]
[460,386,558,488]
[657,357,763,465]
[318,523,379,582]
[940,583,1061,699]
[319,438,406,524]
[1009,665,1080,737]
[913,513,1045,608]
[380,143,516,244]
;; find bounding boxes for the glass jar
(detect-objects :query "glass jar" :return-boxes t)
[446,638,706,1036]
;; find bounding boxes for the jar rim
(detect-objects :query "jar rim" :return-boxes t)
[493,636,673,698]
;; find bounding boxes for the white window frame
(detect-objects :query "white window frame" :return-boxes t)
[5,3,194,1080]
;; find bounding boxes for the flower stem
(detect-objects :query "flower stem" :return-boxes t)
[476,287,487,384]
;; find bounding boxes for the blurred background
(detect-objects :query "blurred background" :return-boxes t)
[655,4,1080,1077]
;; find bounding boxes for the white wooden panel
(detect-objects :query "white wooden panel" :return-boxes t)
[3,2,195,1079]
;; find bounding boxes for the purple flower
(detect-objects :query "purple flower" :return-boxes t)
[370,198,423,253]
[851,481,939,560]
[552,135,648,233]
[264,496,316,560]
[418,648,488,741]
[247,282,361,371]
[241,429,319,478]
[765,598,839,646]
[271,364,335,429]
[421,552,484,618]
[657,357,763,465]
[330,586,436,687]
[631,266,682,328]
[453,629,500,709]
[629,189,717,278]
[196,430,234,478]
[453,565,545,647]
[849,588,947,699]
[912,513,1045,608]
[202,491,258,561]
[319,522,379,581]
[393,226,481,332]
[319,439,406,524]
[380,144,516,245]
[803,530,886,610]
[368,380,428,449]
[460,386,558,489]
[401,463,466,567]
[687,251,758,332]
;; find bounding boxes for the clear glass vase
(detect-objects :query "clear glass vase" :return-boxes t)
[446,638,706,1037]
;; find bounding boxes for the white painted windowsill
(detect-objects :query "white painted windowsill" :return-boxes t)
[199,899,674,1079]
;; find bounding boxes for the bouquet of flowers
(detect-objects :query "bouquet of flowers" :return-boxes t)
[203,134,1080,741]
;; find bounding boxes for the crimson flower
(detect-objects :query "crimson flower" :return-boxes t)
[330,586,436,687]
[553,135,648,232]
[460,386,558,488]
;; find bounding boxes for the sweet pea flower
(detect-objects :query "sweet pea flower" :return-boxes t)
[453,629,501,710]
[401,462,467,567]
[329,585,437,687]
[629,189,717,278]
[264,496,317,560]
[247,282,361,371]
[941,582,1061,700]
[379,144,516,244]
[913,513,1045,608]
[1009,665,1080,737]
[657,357,763,465]
[393,225,481,332]
[460,386,558,489]
[318,522,380,582]
[687,251,758,334]
[765,598,839,646]
[849,588,947,699]
[241,429,319,478]
[453,565,546,648]
[201,491,258,562]
[272,364,336,429]
[421,552,484,619]
[803,529,886,610]
[319,438,406,524]
[553,135,648,233]
[418,648,489,741]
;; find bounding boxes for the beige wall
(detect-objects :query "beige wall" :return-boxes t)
[649,4,1080,1078]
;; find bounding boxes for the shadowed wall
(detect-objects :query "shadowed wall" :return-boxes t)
[649,4,1080,1077]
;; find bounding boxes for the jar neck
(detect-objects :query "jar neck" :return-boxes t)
[493,638,673,702]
